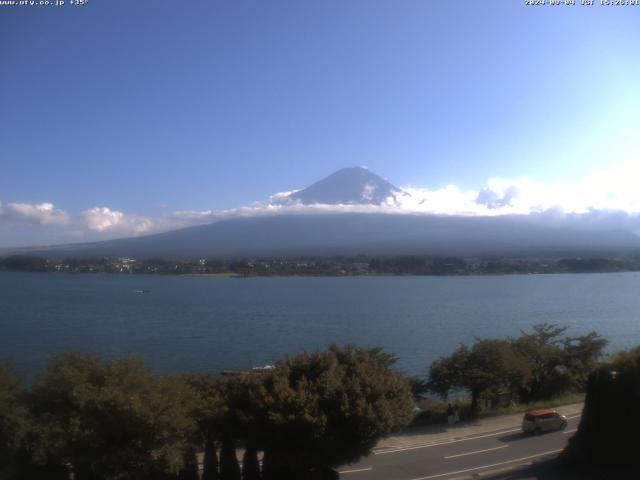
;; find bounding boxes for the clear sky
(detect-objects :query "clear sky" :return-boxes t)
[2,0,640,246]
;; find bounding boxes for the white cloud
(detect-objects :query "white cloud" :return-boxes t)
[79,207,154,235]
[0,202,70,225]
[4,161,640,244]
[217,161,640,223]
[269,189,301,204]
[462,161,640,216]
[144,162,640,229]
[169,209,215,222]
[80,207,124,231]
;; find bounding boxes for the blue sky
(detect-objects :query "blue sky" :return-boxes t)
[2,1,640,246]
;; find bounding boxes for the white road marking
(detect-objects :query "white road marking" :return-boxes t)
[374,428,521,455]
[338,467,373,474]
[562,428,578,434]
[375,413,581,456]
[409,448,563,480]
[444,445,508,459]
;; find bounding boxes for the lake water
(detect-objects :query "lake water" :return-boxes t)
[1,271,639,379]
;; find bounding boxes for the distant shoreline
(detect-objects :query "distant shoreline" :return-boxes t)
[2,253,639,277]
[180,272,240,278]
[1,269,638,279]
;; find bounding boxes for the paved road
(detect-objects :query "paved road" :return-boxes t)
[338,414,581,480]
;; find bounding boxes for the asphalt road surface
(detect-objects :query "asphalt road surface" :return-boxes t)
[338,414,582,480]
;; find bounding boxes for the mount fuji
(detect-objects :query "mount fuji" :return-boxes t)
[278,167,407,206]
[5,167,640,259]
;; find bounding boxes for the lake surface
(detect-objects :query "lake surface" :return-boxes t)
[1,271,639,379]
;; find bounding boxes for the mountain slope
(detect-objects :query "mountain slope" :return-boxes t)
[4,168,640,260]
[13,213,640,259]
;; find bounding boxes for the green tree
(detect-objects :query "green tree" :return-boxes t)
[427,344,469,399]
[201,436,220,480]
[511,324,606,401]
[219,434,241,480]
[562,331,608,391]
[216,378,257,480]
[241,442,261,480]
[177,448,199,480]
[429,325,607,414]
[565,346,640,469]
[428,340,530,417]
[258,345,414,479]
[0,255,47,271]
[27,353,198,480]
[407,376,430,400]
[610,345,640,370]
[0,363,29,465]
[183,374,226,480]
[511,323,568,401]
[187,374,264,480]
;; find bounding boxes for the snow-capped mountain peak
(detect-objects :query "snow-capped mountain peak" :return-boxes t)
[278,167,407,206]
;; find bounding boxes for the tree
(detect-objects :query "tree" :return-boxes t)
[428,340,530,417]
[511,323,568,401]
[429,325,608,415]
[201,436,220,480]
[511,324,606,402]
[0,363,28,465]
[562,331,608,391]
[407,376,430,400]
[427,344,470,400]
[257,345,414,479]
[27,353,199,480]
[177,448,199,480]
[221,378,263,480]
[241,442,261,480]
[183,374,226,480]
[565,346,640,470]
[219,434,241,480]
[216,378,256,480]
[0,255,47,271]
[187,374,264,480]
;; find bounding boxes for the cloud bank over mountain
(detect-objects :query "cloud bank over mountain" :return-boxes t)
[1,163,640,246]
[0,202,70,226]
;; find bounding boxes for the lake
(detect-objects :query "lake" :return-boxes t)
[1,271,639,379]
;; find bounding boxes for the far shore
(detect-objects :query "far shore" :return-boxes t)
[2,269,640,279]
[179,272,240,278]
